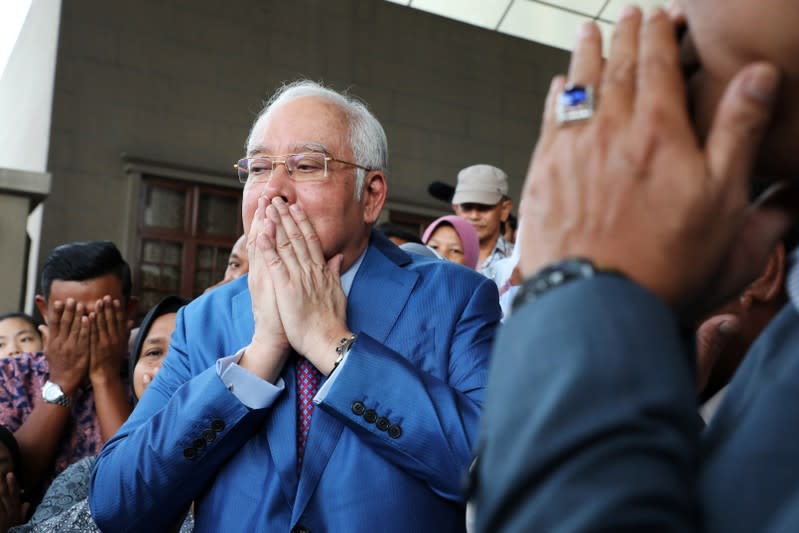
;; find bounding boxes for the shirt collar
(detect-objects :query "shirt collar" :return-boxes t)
[340,247,367,297]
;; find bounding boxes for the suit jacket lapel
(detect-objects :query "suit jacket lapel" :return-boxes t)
[292,232,419,518]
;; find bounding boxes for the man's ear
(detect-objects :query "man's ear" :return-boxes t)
[362,171,388,225]
[741,243,786,307]
[35,295,48,324]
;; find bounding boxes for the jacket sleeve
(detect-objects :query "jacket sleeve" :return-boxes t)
[89,306,273,533]
[475,276,701,532]
[316,276,500,503]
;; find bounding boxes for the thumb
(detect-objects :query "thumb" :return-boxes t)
[37,325,49,347]
[327,253,344,276]
[695,313,740,393]
[705,62,779,196]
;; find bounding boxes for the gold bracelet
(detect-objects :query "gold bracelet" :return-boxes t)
[333,334,357,370]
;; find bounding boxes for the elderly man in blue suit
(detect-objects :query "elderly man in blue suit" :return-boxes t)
[90,81,500,532]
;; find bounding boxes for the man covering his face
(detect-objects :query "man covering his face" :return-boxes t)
[91,80,500,532]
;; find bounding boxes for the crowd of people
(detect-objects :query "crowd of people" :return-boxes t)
[0,0,797,530]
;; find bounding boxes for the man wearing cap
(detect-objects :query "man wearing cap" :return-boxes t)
[452,164,514,284]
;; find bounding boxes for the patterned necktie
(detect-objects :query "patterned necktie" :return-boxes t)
[295,355,323,474]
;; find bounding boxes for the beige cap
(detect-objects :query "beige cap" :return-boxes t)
[451,164,508,206]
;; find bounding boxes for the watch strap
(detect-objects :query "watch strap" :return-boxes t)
[512,258,625,311]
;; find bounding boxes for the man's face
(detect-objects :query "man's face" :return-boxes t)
[681,0,799,179]
[453,200,512,245]
[242,96,385,269]
[223,235,249,283]
[36,273,128,321]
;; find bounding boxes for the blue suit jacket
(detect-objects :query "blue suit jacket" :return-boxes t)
[90,232,500,532]
[476,276,799,532]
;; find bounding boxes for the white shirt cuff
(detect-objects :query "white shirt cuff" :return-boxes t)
[216,349,285,409]
[314,349,351,404]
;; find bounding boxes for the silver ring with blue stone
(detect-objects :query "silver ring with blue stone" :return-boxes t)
[556,84,595,125]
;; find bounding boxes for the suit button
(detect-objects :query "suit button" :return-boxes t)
[388,424,402,439]
[351,401,365,416]
[193,438,206,450]
[183,447,197,460]
[211,419,225,432]
[363,409,377,424]
[203,429,216,442]
[376,417,390,431]
[291,526,309,533]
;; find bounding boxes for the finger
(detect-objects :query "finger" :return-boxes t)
[540,75,567,142]
[78,314,91,351]
[103,296,121,345]
[259,220,289,286]
[695,313,740,392]
[327,253,344,277]
[89,314,98,356]
[113,299,127,339]
[600,5,642,116]
[635,8,688,130]
[59,299,76,340]
[567,21,603,89]
[47,301,64,340]
[267,201,302,273]
[247,196,266,253]
[705,62,779,195]
[272,197,314,267]
[289,203,326,265]
[38,325,50,347]
[6,472,20,505]
[95,299,109,343]
[67,301,84,339]
[666,0,686,25]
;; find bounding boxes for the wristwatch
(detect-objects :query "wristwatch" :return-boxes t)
[512,258,624,311]
[42,380,72,408]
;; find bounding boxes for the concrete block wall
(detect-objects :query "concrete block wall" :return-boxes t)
[42,0,569,268]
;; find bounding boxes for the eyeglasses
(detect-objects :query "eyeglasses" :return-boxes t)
[234,152,373,184]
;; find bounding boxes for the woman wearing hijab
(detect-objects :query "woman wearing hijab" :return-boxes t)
[422,215,480,270]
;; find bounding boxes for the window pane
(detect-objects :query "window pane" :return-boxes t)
[162,266,180,291]
[194,270,212,291]
[140,290,163,313]
[217,247,232,272]
[197,246,214,269]
[198,193,238,235]
[141,264,160,288]
[163,242,182,265]
[143,185,185,229]
[142,240,161,263]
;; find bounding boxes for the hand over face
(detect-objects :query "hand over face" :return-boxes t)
[88,296,132,381]
[44,299,90,391]
[0,472,28,530]
[244,196,291,377]
[518,7,791,318]
[262,197,350,374]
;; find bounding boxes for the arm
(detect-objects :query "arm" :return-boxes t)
[260,198,500,501]
[317,276,499,501]
[89,306,275,533]
[475,277,699,532]
[15,300,90,498]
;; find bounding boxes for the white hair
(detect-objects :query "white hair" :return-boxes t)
[246,80,389,200]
